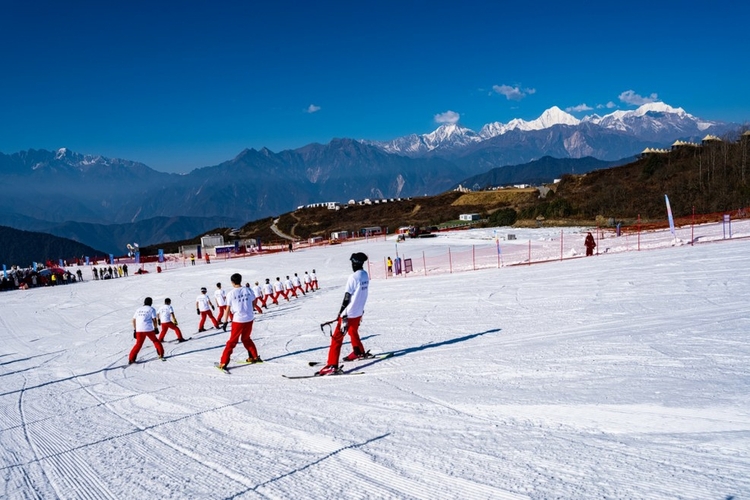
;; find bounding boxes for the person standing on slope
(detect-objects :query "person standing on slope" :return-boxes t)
[310,269,319,290]
[303,271,313,293]
[261,278,276,306]
[252,281,265,311]
[584,232,597,257]
[273,277,289,302]
[284,275,298,298]
[318,252,370,376]
[217,273,262,371]
[292,273,306,296]
[157,298,186,342]
[196,287,220,332]
[129,297,165,364]
[214,282,231,330]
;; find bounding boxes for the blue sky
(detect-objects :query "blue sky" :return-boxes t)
[1,0,748,173]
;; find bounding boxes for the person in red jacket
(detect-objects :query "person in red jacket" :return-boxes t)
[584,232,597,256]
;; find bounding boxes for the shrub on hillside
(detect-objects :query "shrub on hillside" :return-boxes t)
[488,208,517,227]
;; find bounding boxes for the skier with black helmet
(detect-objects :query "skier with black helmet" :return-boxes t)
[317,252,370,376]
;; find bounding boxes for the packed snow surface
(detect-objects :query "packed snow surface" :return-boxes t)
[2,226,750,499]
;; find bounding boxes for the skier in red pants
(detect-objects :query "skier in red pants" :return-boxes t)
[196,287,219,331]
[318,253,370,376]
[129,297,164,364]
[217,273,261,371]
[157,297,186,342]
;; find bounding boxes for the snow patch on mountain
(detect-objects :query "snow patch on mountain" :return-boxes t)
[480,106,580,139]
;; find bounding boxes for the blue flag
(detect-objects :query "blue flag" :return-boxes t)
[665,194,676,237]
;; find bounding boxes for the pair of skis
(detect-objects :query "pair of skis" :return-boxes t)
[283,352,393,379]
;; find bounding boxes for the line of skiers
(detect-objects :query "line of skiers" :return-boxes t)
[129,256,371,377]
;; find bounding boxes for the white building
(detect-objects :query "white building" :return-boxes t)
[459,213,481,221]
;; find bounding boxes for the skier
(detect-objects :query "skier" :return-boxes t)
[284,276,298,298]
[217,273,261,371]
[585,232,597,257]
[247,281,263,314]
[261,278,276,306]
[214,282,230,330]
[303,271,313,293]
[310,269,319,290]
[157,298,186,342]
[129,297,164,364]
[317,252,370,376]
[252,281,265,310]
[196,287,220,332]
[273,277,289,302]
[387,256,393,274]
[292,273,306,296]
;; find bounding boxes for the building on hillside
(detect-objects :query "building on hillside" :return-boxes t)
[327,202,341,210]
[702,134,722,144]
[459,213,481,221]
[454,184,471,193]
[330,231,349,240]
[201,234,224,249]
[360,226,383,237]
[641,147,670,157]
[671,140,700,150]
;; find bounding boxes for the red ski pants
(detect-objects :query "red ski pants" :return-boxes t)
[326,315,364,366]
[158,322,184,341]
[220,320,257,366]
[199,310,219,329]
[130,331,164,363]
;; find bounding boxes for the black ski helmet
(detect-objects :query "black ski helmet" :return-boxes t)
[350,252,368,270]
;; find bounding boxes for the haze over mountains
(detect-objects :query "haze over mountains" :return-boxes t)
[0,102,738,255]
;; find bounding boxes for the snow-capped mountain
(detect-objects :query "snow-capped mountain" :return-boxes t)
[371,123,482,156]
[370,102,732,158]
[480,106,581,139]
[582,102,719,140]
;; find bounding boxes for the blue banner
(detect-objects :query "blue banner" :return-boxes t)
[33,262,37,271]
[109,254,115,264]
[135,252,140,264]
[59,259,64,267]
[85,256,90,265]
[2,264,6,279]
[665,194,676,237]
[158,249,164,262]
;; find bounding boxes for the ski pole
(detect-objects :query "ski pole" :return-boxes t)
[320,319,338,336]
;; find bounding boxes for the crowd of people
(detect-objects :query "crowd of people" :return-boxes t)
[129,254,372,377]
[129,268,321,367]
[0,260,137,292]
[0,264,86,291]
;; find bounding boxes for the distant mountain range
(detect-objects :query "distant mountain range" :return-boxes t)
[366,103,727,159]
[0,101,738,255]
